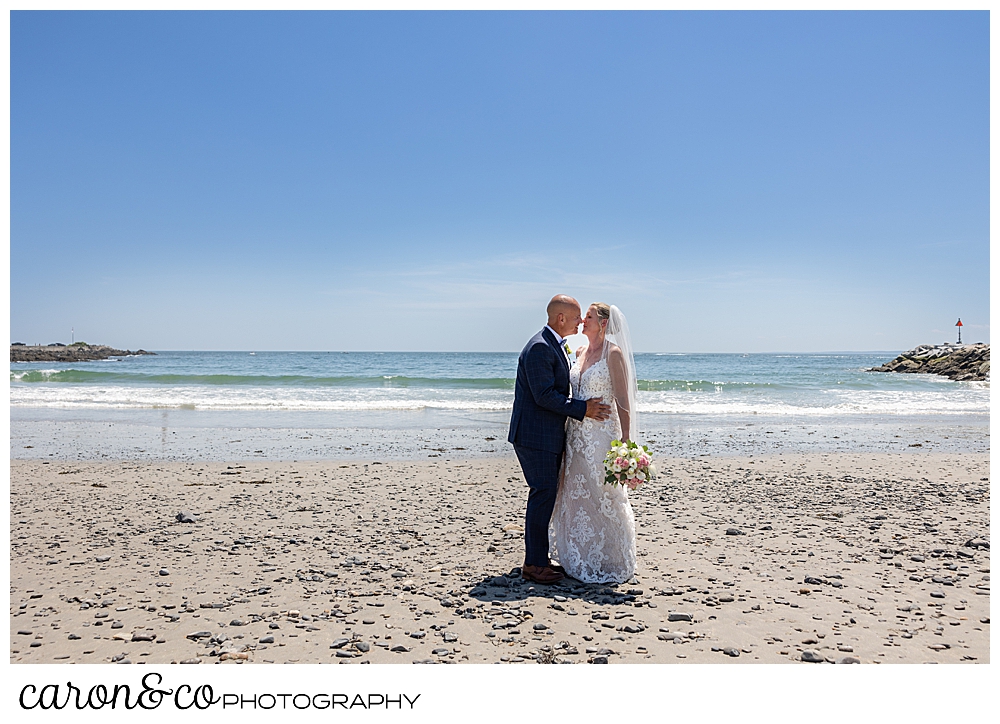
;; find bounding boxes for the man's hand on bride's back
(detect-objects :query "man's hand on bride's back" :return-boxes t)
[584,398,611,420]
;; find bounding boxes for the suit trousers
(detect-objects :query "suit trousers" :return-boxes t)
[513,444,563,568]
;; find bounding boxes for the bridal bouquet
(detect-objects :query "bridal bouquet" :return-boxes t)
[603,440,656,491]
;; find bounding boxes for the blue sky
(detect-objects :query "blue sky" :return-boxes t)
[10,11,989,352]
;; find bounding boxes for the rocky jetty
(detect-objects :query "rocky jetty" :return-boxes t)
[10,344,155,362]
[871,343,989,382]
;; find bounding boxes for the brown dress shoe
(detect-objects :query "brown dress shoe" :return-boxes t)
[521,564,563,584]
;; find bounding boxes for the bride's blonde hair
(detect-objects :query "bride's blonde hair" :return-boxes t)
[591,302,611,329]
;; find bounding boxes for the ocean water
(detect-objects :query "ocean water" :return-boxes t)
[10,351,989,460]
[9,350,989,416]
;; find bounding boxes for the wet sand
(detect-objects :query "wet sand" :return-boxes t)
[10,406,989,462]
[10,453,989,665]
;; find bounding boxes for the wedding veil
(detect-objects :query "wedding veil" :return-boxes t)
[602,305,639,443]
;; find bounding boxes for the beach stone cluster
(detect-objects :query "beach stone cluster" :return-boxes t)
[870,343,989,382]
[10,344,155,362]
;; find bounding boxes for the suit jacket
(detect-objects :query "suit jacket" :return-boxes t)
[508,327,588,454]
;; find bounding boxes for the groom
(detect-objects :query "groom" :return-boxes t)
[508,295,611,584]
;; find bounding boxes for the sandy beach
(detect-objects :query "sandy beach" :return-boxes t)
[10,452,989,665]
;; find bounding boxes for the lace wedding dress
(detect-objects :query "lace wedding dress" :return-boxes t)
[549,354,637,584]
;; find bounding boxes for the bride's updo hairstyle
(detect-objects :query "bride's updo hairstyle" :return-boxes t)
[592,303,611,331]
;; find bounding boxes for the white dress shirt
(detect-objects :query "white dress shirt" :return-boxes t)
[545,325,571,364]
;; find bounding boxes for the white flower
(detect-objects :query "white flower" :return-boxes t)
[647,464,658,478]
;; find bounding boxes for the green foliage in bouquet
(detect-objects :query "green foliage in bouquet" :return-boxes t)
[603,439,656,490]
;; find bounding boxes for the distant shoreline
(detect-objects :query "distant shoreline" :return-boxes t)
[9,349,951,355]
[9,344,155,362]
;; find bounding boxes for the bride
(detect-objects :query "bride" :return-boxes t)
[549,303,638,584]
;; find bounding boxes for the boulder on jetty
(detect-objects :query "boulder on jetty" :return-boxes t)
[10,343,156,362]
[870,343,989,382]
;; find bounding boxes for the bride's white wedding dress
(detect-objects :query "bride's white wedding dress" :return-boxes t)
[549,353,637,584]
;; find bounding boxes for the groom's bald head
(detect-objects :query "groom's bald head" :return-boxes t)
[545,294,580,322]
[547,294,578,318]
[547,295,583,338]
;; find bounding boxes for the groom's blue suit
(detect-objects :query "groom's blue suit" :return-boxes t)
[509,327,588,568]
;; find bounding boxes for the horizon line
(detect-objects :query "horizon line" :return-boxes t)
[10,348,948,355]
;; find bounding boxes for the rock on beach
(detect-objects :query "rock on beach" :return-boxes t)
[870,343,989,382]
[10,344,155,362]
